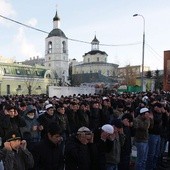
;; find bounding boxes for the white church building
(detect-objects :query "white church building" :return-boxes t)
[45,10,69,85]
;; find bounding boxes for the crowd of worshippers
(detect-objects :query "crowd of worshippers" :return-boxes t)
[0,91,169,170]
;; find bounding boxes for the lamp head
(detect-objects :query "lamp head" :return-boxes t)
[133,14,138,17]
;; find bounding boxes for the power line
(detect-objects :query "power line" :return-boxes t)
[0,14,141,47]
[146,43,162,59]
[0,14,49,34]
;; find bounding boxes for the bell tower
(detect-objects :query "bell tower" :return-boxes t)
[45,9,69,85]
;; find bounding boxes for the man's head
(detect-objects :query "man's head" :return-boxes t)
[19,102,27,111]
[140,107,150,119]
[112,119,123,133]
[57,105,65,114]
[26,105,36,119]
[5,130,21,150]
[77,127,93,145]
[101,124,114,141]
[45,104,54,116]
[70,102,79,112]
[92,101,100,109]
[47,122,63,145]
[4,104,16,118]
[121,113,133,127]
[153,102,163,113]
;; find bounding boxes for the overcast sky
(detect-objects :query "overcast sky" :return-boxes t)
[0,0,170,70]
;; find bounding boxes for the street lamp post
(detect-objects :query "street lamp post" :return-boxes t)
[133,14,145,92]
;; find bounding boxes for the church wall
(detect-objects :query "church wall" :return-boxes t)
[83,53,107,63]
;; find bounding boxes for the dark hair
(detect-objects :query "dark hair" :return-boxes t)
[121,113,133,122]
[111,119,123,128]
[47,122,62,136]
[4,104,15,111]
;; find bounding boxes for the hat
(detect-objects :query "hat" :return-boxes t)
[102,97,108,100]
[112,119,123,128]
[140,107,149,114]
[45,104,53,110]
[142,96,148,101]
[77,126,91,133]
[101,124,114,134]
[5,130,21,142]
[26,105,36,114]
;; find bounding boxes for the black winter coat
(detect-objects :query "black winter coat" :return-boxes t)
[31,137,64,170]
[65,136,92,170]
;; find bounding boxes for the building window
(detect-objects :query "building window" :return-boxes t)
[4,68,9,74]
[48,42,52,53]
[49,63,51,67]
[88,58,90,62]
[62,41,66,53]
[97,57,99,62]
[105,58,107,62]
[7,85,10,95]
[16,69,20,74]
[18,85,21,89]
[49,57,51,60]
[98,70,101,74]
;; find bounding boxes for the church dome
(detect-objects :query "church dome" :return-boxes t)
[91,36,100,44]
[48,28,67,38]
[84,50,107,56]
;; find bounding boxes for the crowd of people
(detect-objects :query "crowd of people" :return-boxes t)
[0,91,169,170]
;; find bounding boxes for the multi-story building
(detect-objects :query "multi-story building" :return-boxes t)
[117,65,150,85]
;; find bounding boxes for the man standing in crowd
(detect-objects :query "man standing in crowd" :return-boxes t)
[89,101,102,131]
[105,119,125,170]
[0,104,26,143]
[0,130,34,170]
[66,102,80,135]
[94,124,115,170]
[31,122,64,170]
[118,113,134,170]
[37,103,57,138]
[56,104,70,154]
[133,107,153,170]
[146,102,164,170]
[65,126,94,170]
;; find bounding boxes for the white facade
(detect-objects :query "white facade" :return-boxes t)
[45,10,69,84]
[72,36,118,78]
[49,86,95,97]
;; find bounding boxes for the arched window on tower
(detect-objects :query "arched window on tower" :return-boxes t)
[62,41,66,53]
[48,42,52,53]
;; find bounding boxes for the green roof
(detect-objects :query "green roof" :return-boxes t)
[0,63,47,78]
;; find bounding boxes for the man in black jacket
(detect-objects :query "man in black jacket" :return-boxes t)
[0,130,34,170]
[31,122,64,170]
[65,126,94,170]
[0,104,26,143]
